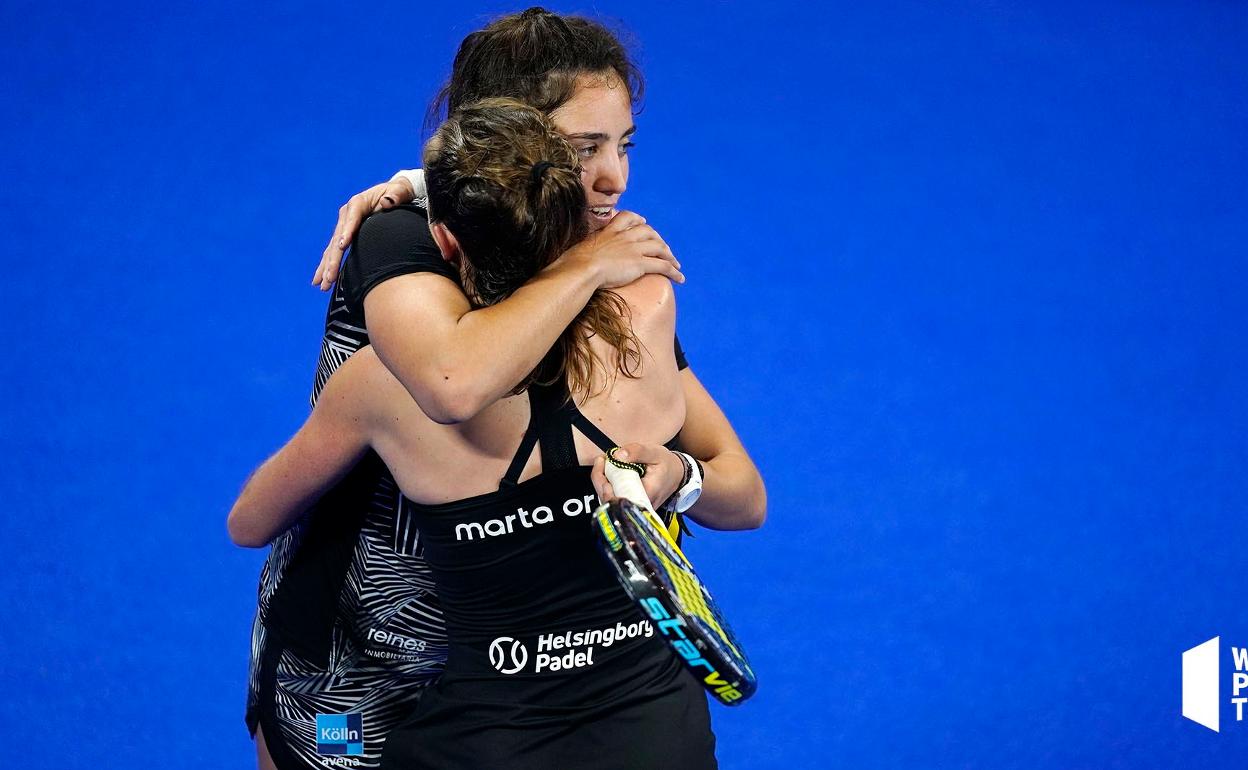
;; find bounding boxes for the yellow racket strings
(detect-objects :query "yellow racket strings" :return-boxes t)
[633,519,744,658]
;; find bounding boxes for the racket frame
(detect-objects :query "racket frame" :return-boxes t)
[594,498,757,706]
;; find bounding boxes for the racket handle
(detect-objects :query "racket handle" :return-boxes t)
[604,454,655,512]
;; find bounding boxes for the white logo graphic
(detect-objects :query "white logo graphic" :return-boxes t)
[368,627,427,654]
[1181,635,1248,733]
[489,636,528,674]
[1183,636,1220,732]
[455,494,598,541]
[487,621,654,676]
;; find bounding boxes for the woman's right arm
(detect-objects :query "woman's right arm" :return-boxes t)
[312,175,682,426]
[347,195,682,425]
[314,173,419,290]
[365,213,677,424]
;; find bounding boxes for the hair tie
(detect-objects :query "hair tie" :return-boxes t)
[530,161,556,187]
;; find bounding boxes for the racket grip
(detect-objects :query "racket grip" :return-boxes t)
[604,455,655,512]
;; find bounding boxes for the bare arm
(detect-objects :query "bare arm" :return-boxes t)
[589,372,766,531]
[675,369,767,530]
[366,213,683,424]
[368,263,594,424]
[226,358,373,547]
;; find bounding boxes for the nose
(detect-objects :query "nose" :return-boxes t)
[589,152,627,197]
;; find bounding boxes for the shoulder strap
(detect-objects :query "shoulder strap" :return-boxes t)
[502,382,674,487]
[571,413,615,453]
[570,410,679,454]
[499,416,542,489]
[499,382,581,488]
[533,383,579,473]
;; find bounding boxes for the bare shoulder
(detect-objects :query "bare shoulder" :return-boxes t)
[612,274,675,318]
[319,345,405,419]
[326,345,383,390]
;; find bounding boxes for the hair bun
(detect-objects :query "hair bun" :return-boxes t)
[529,160,556,187]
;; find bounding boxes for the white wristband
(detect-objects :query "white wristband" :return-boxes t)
[390,169,426,199]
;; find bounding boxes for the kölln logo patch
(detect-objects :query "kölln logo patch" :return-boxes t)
[315,713,363,756]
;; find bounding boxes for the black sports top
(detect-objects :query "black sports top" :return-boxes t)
[420,381,667,695]
[380,381,717,769]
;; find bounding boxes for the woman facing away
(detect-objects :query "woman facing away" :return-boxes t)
[241,8,765,769]
[231,98,731,768]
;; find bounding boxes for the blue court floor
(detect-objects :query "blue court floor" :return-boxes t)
[2,1,1245,767]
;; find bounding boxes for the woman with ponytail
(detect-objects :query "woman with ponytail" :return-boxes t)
[236,8,764,769]
[230,98,719,769]
[422,97,644,399]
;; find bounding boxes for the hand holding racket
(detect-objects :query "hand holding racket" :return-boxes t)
[594,448,758,706]
[590,443,685,513]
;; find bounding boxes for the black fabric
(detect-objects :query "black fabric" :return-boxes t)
[500,399,545,489]
[244,220,448,768]
[380,389,716,769]
[262,451,386,666]
[502,382,617,489]
[254,639,302,770]
[531,383,580,474]
[341,204,459,310]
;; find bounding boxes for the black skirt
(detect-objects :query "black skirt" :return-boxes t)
[380,649,717,770]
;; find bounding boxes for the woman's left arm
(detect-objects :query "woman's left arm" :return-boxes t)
[673,369,767,530]
[227,362,373,547]
[591,369,766,531]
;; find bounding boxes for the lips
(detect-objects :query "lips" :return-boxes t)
[587,204,616,228]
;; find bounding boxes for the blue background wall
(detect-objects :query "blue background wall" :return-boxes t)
[2,1,1245,767]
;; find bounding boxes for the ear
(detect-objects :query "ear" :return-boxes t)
[428,221,461,264]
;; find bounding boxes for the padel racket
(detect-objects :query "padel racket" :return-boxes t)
[592,448,758,705]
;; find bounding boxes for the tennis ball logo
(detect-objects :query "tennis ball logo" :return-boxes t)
[489,636,528,675]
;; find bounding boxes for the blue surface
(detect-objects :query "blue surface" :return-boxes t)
[2,1,1246,767]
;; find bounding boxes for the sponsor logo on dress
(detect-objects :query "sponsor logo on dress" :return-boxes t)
[315,713,363,756]
[489,636,529,674]
[455,494,599,541]
[488,620,654,675]
[368,627,427,655]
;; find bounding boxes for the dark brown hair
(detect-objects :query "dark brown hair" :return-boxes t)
[424,98,641,397]
[427,7,644,129]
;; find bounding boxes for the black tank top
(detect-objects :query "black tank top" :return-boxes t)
[410,381,668,698]
[382,384,719,770]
